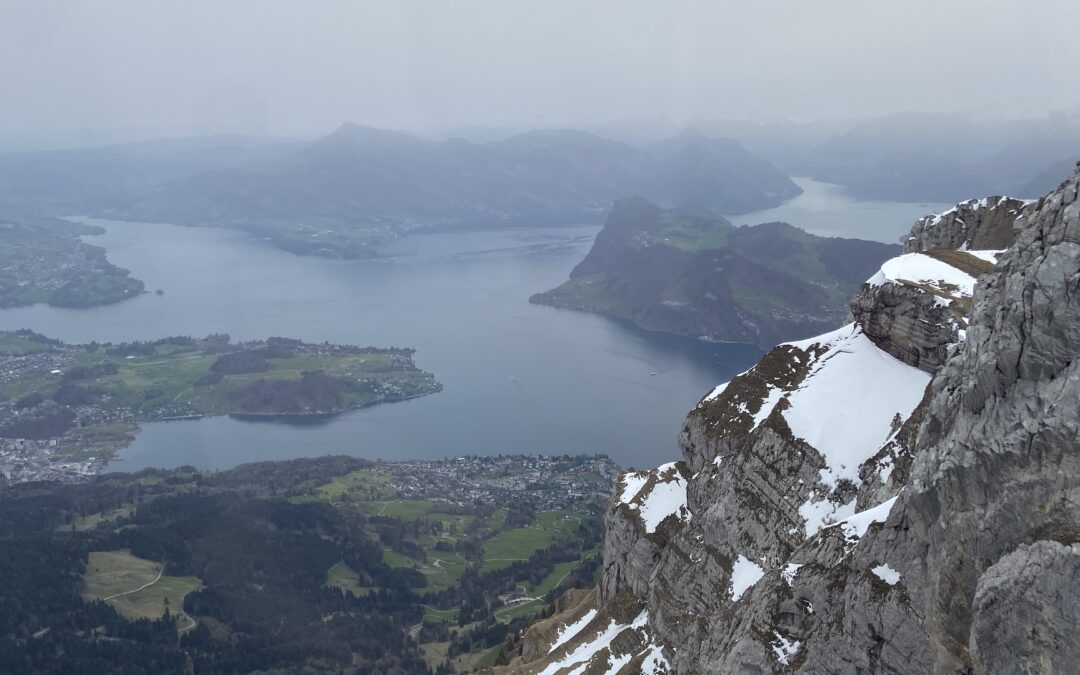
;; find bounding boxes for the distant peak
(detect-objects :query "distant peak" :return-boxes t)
[324,122,420,144]
[677,125,707,139]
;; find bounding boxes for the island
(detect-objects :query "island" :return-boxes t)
[531,198,901,348]
[0,215,145,308]
[0,331,441,480]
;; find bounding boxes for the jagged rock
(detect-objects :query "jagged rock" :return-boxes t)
[969,541,1080,674]
[600,463,692,605]
[904,195,1027,253]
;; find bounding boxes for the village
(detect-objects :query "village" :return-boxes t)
[372,453,620,510]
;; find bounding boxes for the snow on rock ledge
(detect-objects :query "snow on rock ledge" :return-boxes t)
[850,248,1002,373]
[781,326,930,491]
[617,462,692,534]
[905,195,1025,253]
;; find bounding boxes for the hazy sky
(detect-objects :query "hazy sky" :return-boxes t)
[3,0,1079,143]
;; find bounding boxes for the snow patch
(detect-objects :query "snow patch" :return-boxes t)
[549,609,597,654]
[867,252,978,297]
[772,631,802,666]
[639,643,670,674]
[704,381,729,402]
[620,463,690,533]
[730,555,765,600]
[826,496,898,544]
[781,325,930,488]
[618,473,649,505]
[636,479,689,533]
[751,385,784,429]
[871,563,901,585]
[966,249,1006,264]
[799,496,857,537]
[538,612,648,675]
[781,563,803,587]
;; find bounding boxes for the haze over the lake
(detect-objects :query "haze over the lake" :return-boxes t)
[3,0,1079,146]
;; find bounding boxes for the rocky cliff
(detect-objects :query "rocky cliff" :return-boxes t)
[492,163,1079,674]
[531,199,899,349]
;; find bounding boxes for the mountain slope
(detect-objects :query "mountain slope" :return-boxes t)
[0,135,303,207]
[99,126,801,257]
[495,162,1080,674]
[531,198,899,348]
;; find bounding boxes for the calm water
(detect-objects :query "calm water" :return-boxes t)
[0,220,761,472]
[0,182,946,472]
[727,177,951,243]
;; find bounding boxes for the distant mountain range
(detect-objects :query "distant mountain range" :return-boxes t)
[0,134,305,206]
[4,114,1076,258]
[786,112,1080,202]
[0,125,802,258]
[531,198,899,348]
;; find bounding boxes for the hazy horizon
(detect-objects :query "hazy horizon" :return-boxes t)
[3,1,1079,149]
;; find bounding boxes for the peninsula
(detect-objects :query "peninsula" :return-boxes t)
[0,331,441,481]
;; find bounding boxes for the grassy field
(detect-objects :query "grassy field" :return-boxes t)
[382,548,415,568]
[655,211,732,251]
[325,562,370,597]
[65,504,135,532]
[0,334,439,417]
[423,606,460,622]
[82,550,202,622]
[529,560,579,596]
[482,511,581,571]
[361,500,435,519]
[0,333,49,354]
[310,470,396,502]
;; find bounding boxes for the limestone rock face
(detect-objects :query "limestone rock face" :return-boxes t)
[502,164,1079,675]
[969,542,1080,675]
[600,463,692,605]
[904,194,1027,252]
[848,279,958,372]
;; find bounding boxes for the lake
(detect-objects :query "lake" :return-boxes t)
[0,220,762,471]
[727,177,951,243]
[0,184,952,473]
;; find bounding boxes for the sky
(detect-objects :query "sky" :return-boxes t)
[2,0,1079,145]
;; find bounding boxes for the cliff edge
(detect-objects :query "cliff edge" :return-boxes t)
[492,162,1080,674]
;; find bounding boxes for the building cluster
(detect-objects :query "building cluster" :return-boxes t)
[0,438,106,483]
[372,454,620,510]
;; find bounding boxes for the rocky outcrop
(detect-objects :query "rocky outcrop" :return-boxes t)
[904,194,1027,252]
[600,463,692,604]
[969,541,1080,674]
[849,247,1000,372]
[502,163,1080,674]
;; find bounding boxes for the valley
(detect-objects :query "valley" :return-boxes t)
[3,454,614,673]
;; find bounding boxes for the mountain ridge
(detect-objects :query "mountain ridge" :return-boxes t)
[493,162,1080,674]
[90,125,801,258]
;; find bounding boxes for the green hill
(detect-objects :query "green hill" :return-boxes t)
[532,198,900,348]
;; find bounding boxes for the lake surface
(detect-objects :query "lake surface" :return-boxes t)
[727,177,952,243]
[0,220,762,471]
[0,181,949,473]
